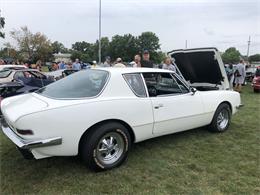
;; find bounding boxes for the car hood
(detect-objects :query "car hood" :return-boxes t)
[1,93,48,123]
[168,48,227,85]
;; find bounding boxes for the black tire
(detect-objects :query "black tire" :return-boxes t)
[254,89,259,93]
[80,122,131,171]
[209,103,231,132]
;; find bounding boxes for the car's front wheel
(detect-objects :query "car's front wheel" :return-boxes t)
[80,122,131,171]
[209,103,231,132]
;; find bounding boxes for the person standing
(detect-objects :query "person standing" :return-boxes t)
[141,50,153,68]
[103,56,112,67]
[131,54,141,67]
[72,59,81,70]
[234,60,246,92]
[162,57,176,72]
[59,61,66,69]
[225,63,234,89]
[91,61,98,68]
[114,58,126,68]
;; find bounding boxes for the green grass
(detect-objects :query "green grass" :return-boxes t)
[1,85,259,194]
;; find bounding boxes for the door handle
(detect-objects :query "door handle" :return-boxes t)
[154,103,164,109]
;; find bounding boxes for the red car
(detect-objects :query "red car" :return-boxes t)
[252,68,260,92]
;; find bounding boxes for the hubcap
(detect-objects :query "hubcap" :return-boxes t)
[96,132,124,165]
[217,109,229,130]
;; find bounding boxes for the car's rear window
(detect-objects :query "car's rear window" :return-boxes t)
[36,70,109,99]
[0,70,11,78]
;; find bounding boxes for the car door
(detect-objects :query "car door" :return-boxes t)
[143,72,205,135]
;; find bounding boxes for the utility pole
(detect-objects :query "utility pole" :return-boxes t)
[247,36,251,59]
[98,0,102,65]
[185,40,188,49]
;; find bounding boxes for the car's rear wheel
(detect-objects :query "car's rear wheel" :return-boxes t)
[80,122,131,171]
[209,103,231,132]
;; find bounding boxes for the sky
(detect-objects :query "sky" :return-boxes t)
[0,0,259,55]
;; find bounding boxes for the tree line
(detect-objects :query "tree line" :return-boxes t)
[0,26,259,64]
[0,26,165,64]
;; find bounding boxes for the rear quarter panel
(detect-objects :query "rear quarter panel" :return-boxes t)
[200,90,241,117]
[15,97,154,158]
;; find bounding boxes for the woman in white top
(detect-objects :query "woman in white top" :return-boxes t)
[162,57,176,72]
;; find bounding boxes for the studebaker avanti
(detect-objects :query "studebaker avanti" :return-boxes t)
[1,48,242,171]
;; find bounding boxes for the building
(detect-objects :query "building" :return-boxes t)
[53,53,71,63]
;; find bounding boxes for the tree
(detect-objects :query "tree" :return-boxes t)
[70,32,163,63]
[152,51,166,64]
[108,34,138,61]
[10,26,53,62]
[137,32,160,53]
[51,41,67,54]
[72,41,93,53]
[71,41,95,62]
[249,54,260,62]
[0,15,5,38]
[221,47,241,64]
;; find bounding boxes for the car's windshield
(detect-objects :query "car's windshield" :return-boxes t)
[36,69,109,99]
[0,70,11,78]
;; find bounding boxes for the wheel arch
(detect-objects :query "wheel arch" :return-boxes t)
[78,119,136,155]
[219,101,232,113]
[210,101,232,123]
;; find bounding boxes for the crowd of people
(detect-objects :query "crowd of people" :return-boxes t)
[49,50,177,71]
[1,51,248,93]
[225,60,246,93]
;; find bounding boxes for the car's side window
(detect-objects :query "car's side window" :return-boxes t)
[143,73,183,97]
[172,74,190,93]
[14,71,25,80]
[123,73,147,97]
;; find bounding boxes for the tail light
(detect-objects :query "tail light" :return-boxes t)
[17,129,34,135]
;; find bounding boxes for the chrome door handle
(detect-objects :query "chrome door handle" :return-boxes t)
[154,104,164,109]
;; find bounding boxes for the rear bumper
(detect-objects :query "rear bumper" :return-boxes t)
[252,84,260,89]
[1,117,62,149]
[236,104,244,109]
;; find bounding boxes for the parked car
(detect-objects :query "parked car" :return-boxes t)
[0,69,54,98]
[0,68,51,84]
[252,68,260,92]
[1,67,242,171]
[45,69,78,81]
[245,67,257,82]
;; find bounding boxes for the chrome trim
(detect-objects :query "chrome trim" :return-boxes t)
[236,104,244,109]
[1,120,62,149]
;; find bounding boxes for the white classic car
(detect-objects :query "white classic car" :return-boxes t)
[1,49,242,171]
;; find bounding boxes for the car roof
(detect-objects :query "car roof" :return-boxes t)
[0,65,27,70]
[95,67,174,74]
[5,68,41,72]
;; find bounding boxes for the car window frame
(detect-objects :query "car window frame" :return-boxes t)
[0,70,12,78]
[142,72,191,98]
[122,73,147,98]
[170,73,190,94]
[13,71,26,80]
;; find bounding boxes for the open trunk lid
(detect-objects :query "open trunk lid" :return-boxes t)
[168,47,230,90]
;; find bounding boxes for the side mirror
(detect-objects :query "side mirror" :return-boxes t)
[190,87,197,95]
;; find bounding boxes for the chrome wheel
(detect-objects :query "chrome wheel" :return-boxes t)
[217,109,229,130]
[96,132,124,165]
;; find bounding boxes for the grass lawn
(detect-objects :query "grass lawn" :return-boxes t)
[0,85,259,194]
